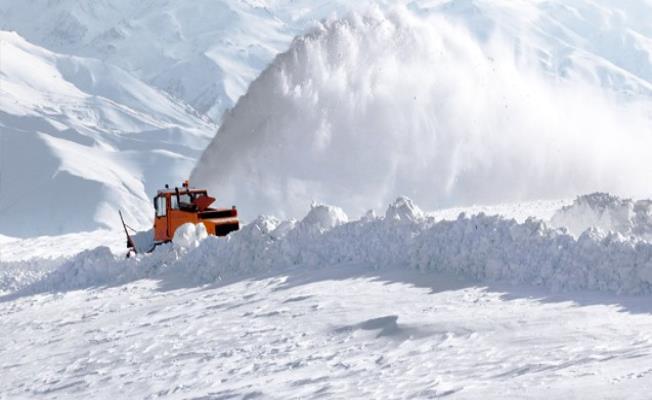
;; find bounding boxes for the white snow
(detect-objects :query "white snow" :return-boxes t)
[4,197,652,397]
[5,196,652,300]
[4,1,652,235]
[172,223,209,250]
[192,7,652,221]
[0,230,124,263]
[3,196,652,397]
[3,2,652,398]
[0,31,214,237]
[551,193,652,242]
[0,230,125,296]
[0,0,381,121]
[2,0,652,122]
[430,198,572,224]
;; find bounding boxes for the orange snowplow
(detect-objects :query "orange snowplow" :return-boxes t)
[121,180,239,255]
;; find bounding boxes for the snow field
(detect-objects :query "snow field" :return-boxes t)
[4,195,652,397]
[3,263,652,399]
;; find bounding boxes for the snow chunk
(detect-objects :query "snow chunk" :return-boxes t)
[551,193,652,241]
[385,197,424,222]
[131,229,155,254]
[239,216,281,239]
[173,223,209,250]
[271,219,297,240]
[299,204,349,234]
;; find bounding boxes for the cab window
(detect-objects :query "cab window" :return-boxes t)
[179,193,192,206]
[156,196,167,217]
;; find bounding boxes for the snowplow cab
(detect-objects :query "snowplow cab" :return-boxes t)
[153,181,239,243]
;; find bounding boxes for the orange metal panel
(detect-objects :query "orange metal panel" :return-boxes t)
[150,186,240,243]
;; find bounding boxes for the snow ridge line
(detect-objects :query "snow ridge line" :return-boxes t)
[6,197,652,297]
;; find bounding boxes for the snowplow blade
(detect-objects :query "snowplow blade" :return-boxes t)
[203,217,240,236]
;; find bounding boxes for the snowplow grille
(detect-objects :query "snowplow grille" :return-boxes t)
[215,222,239,236]
[199,210,235,219]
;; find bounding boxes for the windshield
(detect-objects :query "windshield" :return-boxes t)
[168,190,210,211]
[179,193,192,205]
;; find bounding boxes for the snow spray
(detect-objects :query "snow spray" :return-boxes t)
[192,7,652,220]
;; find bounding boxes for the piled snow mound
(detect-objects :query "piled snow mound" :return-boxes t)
[21,247,118,293]
[0,258,64,296]
[551,193,652,242]
[386,196,424,222]
[192,8,652,221]
[412,217,652,294]
[173,223,209,250]
[297,204,349,234]
[9,196,652,297]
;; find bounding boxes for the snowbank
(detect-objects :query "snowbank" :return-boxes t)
[551,193,652,242]
[8,196,652,297]
[0,258,64,296]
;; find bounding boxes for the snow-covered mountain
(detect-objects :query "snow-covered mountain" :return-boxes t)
[2,0,651,122]
[0,31,214,236]
[2,0,652,235]
[432,0,652,99]
[0,0,381,237]
[0,0,373,122]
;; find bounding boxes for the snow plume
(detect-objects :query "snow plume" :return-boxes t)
[192,7,652,221]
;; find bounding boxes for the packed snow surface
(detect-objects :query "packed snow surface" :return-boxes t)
[193,7,652,221]
[6,268,652,399]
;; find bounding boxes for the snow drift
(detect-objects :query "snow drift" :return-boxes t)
[192,8,652,221]
[9,196,652,298]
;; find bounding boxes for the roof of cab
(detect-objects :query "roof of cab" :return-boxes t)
[156,187,207,195]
